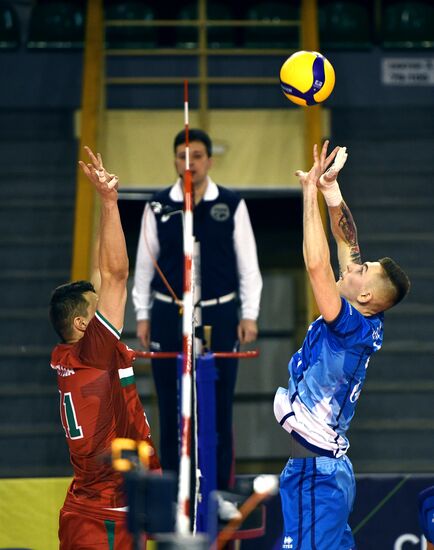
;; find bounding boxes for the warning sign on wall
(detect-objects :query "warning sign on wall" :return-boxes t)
[382,58,434,86]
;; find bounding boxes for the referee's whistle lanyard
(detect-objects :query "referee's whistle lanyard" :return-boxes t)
[143,203,184,314]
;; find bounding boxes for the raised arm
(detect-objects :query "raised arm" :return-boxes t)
[318,147,362,275]
[297,141,342,322]
[78,146,128,332]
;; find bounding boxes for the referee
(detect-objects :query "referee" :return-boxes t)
[132,128,262,490]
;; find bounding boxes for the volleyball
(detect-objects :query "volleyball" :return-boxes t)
[280,50,335,106]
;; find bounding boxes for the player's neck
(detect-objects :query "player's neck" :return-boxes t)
[350,300,378,317]
[181,178,208,205]
[194,181,208,204]
[66,330,85,344]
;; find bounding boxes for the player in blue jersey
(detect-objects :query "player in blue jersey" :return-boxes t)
[418,486,434,550]
[274,141,410,550]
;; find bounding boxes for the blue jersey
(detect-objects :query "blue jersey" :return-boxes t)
[274,297,384,457]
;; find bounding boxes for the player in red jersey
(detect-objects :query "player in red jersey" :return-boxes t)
[49,146,160,550]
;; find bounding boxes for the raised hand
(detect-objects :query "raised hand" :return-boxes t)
[295,140,339,186]
[78,146,119,194]
[319,146,348,188]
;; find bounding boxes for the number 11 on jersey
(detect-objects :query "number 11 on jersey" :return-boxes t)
[59,390,84,439]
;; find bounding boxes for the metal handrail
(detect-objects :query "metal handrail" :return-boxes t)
[105,19,300,28]
[106,76,279,85]
[134,350,260,360]
[106,48,295,56]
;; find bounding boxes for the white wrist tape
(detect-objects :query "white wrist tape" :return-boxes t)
[107,176,119,189]
[321,180,343,207]
[319,146,347,206]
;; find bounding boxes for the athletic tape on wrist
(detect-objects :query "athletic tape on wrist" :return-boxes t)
[107,176,118,189]
[321,180,343,207]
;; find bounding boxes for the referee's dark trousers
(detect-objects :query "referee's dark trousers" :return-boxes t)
[150,297,239,490]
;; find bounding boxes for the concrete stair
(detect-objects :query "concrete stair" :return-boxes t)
[0,109,75,477]
[330,107,434,474]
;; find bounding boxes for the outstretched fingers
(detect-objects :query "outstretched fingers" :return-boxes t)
[78,160,93,180]
[295,170,308,178]
[319,140,340,173]
[313,143,319,165]
[83,146,101,169]
[83,146,110,182]
[324,146,339,171]
[334,147,348,171]
[79,146,120,191]
[298,140,337,186]
[319,140,329,167]
[322,146,348,183]
[106,173,119,189]
[95,152,109,184]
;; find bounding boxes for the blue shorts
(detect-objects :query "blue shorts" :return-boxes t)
[279,455,356,550]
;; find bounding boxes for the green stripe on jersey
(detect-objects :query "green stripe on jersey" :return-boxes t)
[119,367,135,387]
[104,519,115,550]
[96,310,121,339]
[120,375,135,387]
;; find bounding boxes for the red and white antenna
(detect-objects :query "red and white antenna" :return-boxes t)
[176,79,195,535]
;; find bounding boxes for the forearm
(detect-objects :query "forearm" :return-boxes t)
[328,199,361,273]
[90,232,102,293]
[317,145,360,272]
[303,185,331,272]
[297,141,345,322]
[99,199,129,281]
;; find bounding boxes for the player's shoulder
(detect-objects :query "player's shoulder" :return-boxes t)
[216,187,241,201]
[328,297,362,323]
[93,310,122,340]
[50,343,73,369]
[326,298,371,334]
[151,186,173,202]
[76,312,121,366]
[326,298,384,348]
[50,342,83,378]
[214,185,243,212]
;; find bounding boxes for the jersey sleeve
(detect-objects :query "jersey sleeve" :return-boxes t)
[78,311,121,369]
[233,199,262,320]
[326,297,373,350]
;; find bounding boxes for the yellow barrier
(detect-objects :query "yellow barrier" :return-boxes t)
[0,477,157,549]
[0,477,71,550]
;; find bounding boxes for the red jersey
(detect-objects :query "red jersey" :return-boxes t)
[51,310,160,513]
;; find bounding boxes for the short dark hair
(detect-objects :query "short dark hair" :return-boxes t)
[378,257,410,307]
[173,128,212,157]
[49,281,96,342]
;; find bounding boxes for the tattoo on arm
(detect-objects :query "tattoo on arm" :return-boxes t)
[338,203,361,265]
